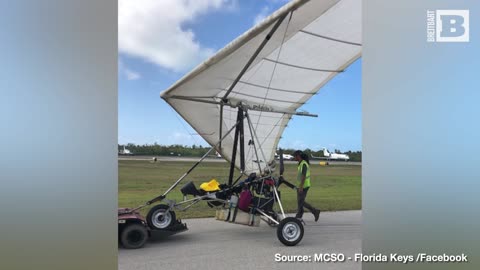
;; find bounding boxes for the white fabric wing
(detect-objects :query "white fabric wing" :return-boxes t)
[161,0,361,174]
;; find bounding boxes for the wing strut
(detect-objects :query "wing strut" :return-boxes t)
[169,95,318,117]
[219,103,223,151]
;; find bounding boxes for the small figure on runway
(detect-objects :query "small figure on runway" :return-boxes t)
[293,150,321,222]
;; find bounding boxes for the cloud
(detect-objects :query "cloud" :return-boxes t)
[253,6,270,25]
[119,0,234,72]
[124,69,141,80]
[118,60,141,80]
[253,0,291,26]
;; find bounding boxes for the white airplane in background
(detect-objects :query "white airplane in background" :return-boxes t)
[275,153,294,161]
[119,146,133,155]
[311,148,350,161]
[322,148,349,161]
[208,151,223,158]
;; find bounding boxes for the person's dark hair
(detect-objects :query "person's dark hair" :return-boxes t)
[293,150,310,164]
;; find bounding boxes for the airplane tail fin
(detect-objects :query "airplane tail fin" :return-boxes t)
[323,148,330,156]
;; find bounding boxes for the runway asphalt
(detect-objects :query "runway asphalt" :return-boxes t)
[119,210,361,270]
[119,155,361,166]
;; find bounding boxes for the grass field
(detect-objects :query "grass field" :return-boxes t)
[119,160,361,219]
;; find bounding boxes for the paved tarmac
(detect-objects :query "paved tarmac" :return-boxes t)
[119,210,361,270]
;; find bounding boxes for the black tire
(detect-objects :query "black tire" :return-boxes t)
[146,204,176,230]
[120,223,148,249]
[277,217,304,246]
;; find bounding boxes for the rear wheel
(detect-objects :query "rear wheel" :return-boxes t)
[120,223,148,249]
[277,217,304,246]
[146,204,176,230]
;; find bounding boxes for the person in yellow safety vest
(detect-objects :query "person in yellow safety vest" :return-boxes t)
[293,150,320,222]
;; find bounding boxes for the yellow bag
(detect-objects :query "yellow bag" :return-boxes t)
[200,179,220,192]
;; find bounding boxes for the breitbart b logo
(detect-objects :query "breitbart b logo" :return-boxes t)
[427,10,469,42]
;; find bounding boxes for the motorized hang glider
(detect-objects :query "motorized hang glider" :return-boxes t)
[119,0,361,248]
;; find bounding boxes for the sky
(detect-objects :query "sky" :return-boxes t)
[118,0,361,152]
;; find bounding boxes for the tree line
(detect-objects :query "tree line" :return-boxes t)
[119,144,362,162]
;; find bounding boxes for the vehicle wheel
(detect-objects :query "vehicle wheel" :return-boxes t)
[146,204,176,230]
[120,223,148,249]
[277,217,304,246]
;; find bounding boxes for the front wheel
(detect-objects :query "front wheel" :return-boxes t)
[146,204,176,230]
[120,223,148,249]
[277,217,304,246]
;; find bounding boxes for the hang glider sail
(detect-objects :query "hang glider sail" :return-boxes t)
[161,0,361,174]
